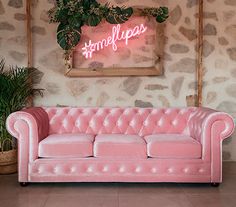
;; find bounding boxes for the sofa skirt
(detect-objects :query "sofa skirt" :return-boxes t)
[28,158,212,183]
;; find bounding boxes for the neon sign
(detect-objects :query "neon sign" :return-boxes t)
[82,23,147,59]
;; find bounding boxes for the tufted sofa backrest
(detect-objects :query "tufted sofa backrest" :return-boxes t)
[44,107,197,137]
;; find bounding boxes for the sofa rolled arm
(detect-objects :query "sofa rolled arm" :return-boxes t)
[7,107,49,140]
[6,107,49,160]
[189,107,234,144]
[188,107,235,182]
[6,107,49,182]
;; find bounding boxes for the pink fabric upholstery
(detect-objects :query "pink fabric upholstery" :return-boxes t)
[45,107,196,136]
[6,107,235,184]
[188,107,235,182]
[29,158,211,183]
[94,134,147,159]
[22,107,49,142]
[6,107,49,182]
[144,134,201,159]
[39,134,94,158]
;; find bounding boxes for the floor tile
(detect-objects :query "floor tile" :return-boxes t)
[118,183,185,196]
[118,183,168,196]
[0,174,52,199]
[0,195,48,207]
[50,182,119,196]
[180,173,236,195]
[44,195,118,207]
[186,194,236,207]
[223,162,236,175]
[180,183,222,195]
[119,194,194,207]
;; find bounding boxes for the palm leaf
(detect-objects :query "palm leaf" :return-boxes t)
[0,59,44,151]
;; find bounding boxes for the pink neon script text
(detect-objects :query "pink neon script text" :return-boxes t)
[82,23,147,59]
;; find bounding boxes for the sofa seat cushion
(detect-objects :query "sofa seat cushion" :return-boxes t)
[144,134,201,159]
[94,134,147,159]
[38,134,95,158]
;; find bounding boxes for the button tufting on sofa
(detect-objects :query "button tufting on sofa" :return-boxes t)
[183,168,189,173]
[167,168,174,173]
[119,166,125,173]
[102,166,109,172]
[135,166,142,173]
[53,167,58,174]
[70,167,76,173]
[6,106,235,184]
[87,166,93,173]
[151,167,158,173]
[199,168,204,173]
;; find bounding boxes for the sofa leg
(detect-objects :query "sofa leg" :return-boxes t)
[20,182,28,187]
[211,183,220,187]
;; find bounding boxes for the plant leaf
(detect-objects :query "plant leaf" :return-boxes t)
[124,7,133,18]
[85,14,102,26]
[57,7,69,23]
[57,23,81,50]
[68,15,82,30]
[106,6,133,24]
[0,62,44,151]
[156,7,169,23]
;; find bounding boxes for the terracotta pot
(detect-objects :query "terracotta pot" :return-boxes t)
[0,149,17,174]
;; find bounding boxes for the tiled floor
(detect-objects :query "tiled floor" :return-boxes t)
[0,162,236,207]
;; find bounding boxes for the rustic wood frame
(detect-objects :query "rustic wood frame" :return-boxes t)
[26,0,32,68]
[64,13,166,77]
[26,1,204,105]
[26,0,33,106]
[197,0,203,107]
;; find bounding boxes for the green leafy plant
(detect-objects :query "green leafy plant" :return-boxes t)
[141,7,169,23]
[48,0,169,52]
[0,59,43,152]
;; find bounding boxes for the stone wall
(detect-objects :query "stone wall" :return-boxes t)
[0,0,236,160]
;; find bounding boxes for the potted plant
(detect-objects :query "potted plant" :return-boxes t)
[0,59,43,174]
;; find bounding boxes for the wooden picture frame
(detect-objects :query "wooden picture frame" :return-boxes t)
[197,0,203,106]
[26,1,203,105]
[64,12,166,77]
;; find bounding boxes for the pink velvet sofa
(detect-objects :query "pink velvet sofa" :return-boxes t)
[6,107,234,186]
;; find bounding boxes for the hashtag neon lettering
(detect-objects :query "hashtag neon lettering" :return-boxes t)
[82,23,147,59]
